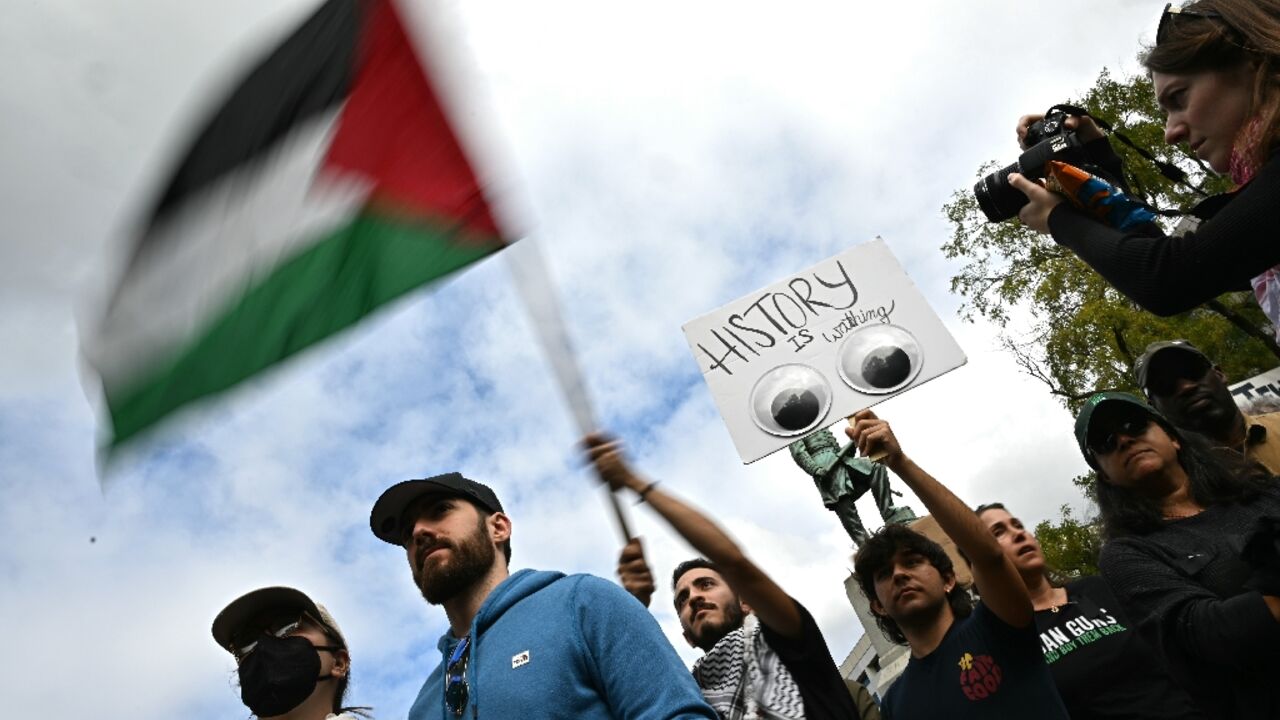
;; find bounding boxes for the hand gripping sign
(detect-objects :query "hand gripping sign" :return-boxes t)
[682,238,967,464]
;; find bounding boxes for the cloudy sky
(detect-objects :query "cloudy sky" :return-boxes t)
[3,0,1163,717]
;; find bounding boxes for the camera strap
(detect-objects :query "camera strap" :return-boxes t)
[1049,103,1210,213]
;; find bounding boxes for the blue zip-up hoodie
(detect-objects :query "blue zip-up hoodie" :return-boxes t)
[408,568,716,719]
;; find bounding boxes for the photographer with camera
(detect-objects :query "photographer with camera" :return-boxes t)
[990,1,1280,328]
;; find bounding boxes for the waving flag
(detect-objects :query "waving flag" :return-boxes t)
[84,0,514,452]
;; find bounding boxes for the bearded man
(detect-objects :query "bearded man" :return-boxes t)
[1136,340,1280,473]
[586,435,862,720]
[369,473,715,720]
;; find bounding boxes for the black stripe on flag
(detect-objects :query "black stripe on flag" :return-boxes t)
[141,0,363,245]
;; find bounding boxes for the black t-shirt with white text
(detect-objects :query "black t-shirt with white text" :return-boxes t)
[1035,576,1204,719]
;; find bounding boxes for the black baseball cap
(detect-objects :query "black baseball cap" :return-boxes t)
[211,586,345,654]
[370,472,503,545]
[1135,340,1212,393]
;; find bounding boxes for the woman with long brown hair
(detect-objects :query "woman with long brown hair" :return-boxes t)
[1010,1,1280,331]
[1075,392,1280,718]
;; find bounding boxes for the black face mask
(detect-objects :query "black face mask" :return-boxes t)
[238,635,340,717]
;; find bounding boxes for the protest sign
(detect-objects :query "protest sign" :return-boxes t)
[1230,366,1280,409]
[682,238,966,463]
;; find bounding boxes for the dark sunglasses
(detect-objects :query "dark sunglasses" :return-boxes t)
[1144,355,1211,397]
[446,635,471,716]
[1157,3,1226,45]
[229,610,317,660]
[1089,417,1153,456]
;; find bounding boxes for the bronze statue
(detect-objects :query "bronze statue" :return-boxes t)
[789,427,915,546]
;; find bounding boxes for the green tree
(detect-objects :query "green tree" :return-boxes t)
[942,69,1279,411]
[1035,501,1102,579]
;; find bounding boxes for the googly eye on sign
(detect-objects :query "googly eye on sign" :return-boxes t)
[681,238,967,464]
[749,364,832,437]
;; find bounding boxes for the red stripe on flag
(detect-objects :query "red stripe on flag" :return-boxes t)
[323,0,504,243]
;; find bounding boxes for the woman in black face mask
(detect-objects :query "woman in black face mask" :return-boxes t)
[212,586,369,719]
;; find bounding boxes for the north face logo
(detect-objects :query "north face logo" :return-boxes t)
[512,650,530,669]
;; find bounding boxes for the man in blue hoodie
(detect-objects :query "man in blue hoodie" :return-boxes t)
[370,472,716,720]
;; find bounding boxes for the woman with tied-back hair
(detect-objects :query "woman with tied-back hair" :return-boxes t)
[970,502,1203,719]
[211,586,372,720]
[1009,0,1280,331]
[1074,392,1280,719]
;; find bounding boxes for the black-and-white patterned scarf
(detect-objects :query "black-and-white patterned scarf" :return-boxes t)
[691,614,807,719]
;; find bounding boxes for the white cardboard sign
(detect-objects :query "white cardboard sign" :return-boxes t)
[682,238,967,464]
[1230,366,1280,408]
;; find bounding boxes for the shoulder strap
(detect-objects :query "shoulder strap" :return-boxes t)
[1049,103,1212,212]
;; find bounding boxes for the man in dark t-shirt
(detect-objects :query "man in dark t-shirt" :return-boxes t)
[586,433,860,719]
[883,601,1058,716]
[848,411,1069,719]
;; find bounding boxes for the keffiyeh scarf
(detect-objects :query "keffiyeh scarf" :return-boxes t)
[691,614,807,720]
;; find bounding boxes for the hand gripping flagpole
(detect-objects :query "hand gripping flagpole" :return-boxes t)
[505,238,634,542]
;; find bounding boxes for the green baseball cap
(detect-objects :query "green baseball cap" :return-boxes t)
[1073,392,1174,469]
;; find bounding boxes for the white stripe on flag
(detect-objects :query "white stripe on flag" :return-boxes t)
[86,110,371,391]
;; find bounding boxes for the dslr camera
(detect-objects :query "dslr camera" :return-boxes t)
[974,108,1087,222]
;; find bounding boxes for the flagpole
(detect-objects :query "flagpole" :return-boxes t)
[604,485,634,541]
[506,238,634,542]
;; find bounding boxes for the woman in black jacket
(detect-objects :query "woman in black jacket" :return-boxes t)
[1075,391,1280,719]
[1010,0,1280,326]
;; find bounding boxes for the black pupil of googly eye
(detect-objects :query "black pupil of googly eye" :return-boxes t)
[836,325,922,395]
[771,389,821,430]
[748,364,832,437]
[861,346,913,389]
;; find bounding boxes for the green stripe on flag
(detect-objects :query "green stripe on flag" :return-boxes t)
[106,211,501,450]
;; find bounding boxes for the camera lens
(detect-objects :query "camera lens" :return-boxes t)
[974,111,1083,224]
[974,162,1029,222]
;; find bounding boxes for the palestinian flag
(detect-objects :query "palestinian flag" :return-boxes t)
[84,0,514,452]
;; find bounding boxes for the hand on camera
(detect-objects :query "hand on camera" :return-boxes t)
[1007,174,1063,234]
[1016,113,1104,150]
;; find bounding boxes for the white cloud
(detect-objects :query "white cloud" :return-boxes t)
[2,0,1157,716]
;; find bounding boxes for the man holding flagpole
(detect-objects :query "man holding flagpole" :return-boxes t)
[585,433,863,720]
